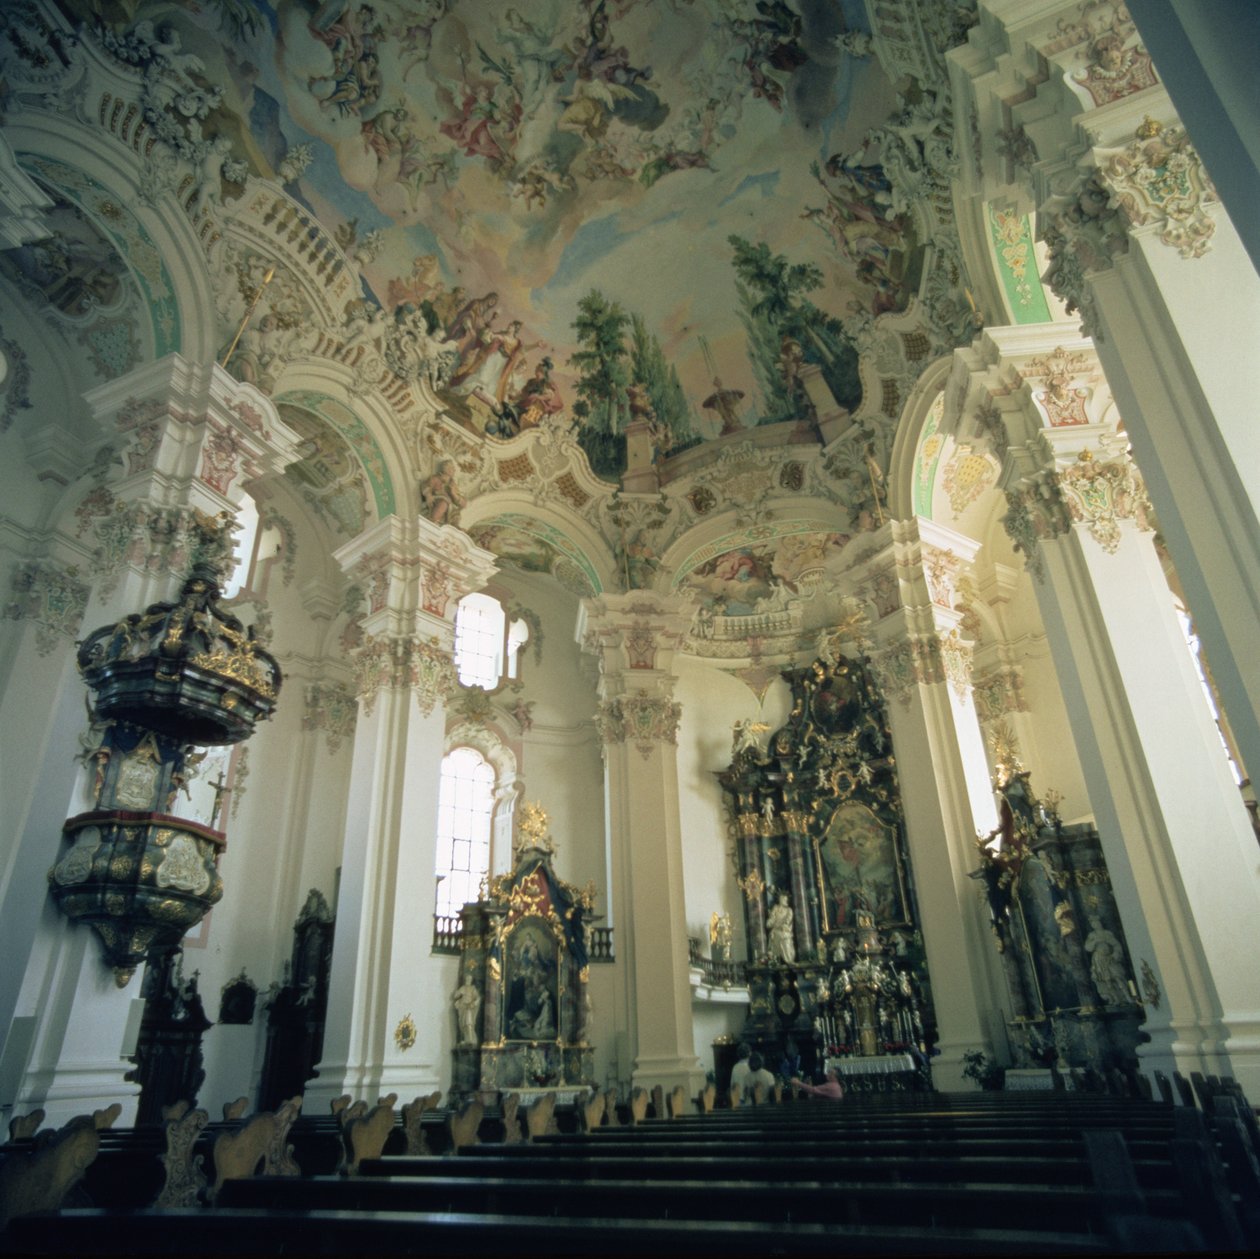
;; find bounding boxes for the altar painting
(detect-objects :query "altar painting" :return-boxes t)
[502,917,559,1042]
[816,799,907,931]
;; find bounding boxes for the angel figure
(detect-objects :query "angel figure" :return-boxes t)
[733,718,770,757]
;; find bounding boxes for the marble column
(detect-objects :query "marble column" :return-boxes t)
[576,592,706,1096]
[3,354,296,1126]
[307,516,495,1110]
[854,523,1005,1089]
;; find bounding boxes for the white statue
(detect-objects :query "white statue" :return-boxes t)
[453,978,481,1045]
[732,718,769,757]
[1084,925,1129,1006]
[766,894,796,964]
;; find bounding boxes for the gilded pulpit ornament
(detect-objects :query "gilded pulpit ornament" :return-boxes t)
[394,1013,417,1051]
[514,800,555,861]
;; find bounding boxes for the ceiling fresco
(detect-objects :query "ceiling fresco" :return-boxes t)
[674,525,852,615]
[56,0,964,474]
[467,513,600,596]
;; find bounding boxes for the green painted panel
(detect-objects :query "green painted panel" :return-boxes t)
[988,206,1053,325]
[912,394,944,518]
[277,389,396,518]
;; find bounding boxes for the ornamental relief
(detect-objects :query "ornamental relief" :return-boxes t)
[1003,475,1072,582]
[867,636,945,709]
[155,834,212,897]
[1023,348,1097,428]
[596,694,682,759]
[972,666,1029,724]
[1056,450,1152,554]
[3,559,89,656]
[302,681,358,754]
[352,634,456,717]
[1101,119,1217,259]
[939,630,973,703]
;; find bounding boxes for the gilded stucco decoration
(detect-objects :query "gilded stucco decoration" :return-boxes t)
[3,558,89,655]
[941,446,998,516]
[1056,449,1152,554]
[0,327,34,432]
[1101,119,1218,259]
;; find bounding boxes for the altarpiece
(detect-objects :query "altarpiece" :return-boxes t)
[451,804,595,1097]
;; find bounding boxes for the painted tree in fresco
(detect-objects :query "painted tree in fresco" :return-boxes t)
[728,235,863,415]
[570,290,632,480]
[630,314,697,447]
[570,292,698,478]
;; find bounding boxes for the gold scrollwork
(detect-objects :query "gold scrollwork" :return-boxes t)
[737,869,766,902]
[394,1013,417,1051]
[1074,869,1111,885]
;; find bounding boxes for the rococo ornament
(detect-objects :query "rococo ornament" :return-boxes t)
[1102,119,1218,259]
[1056,449,1152,553]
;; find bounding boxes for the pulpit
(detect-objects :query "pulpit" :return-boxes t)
[452,803,595,1098]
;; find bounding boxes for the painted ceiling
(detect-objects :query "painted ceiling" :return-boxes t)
[65,0,926,447]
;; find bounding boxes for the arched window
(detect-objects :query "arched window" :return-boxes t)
[453,592,531,690]
[434,746,494,919]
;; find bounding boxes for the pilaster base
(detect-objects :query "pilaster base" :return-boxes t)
[16,1061,141,1130]
[631,1054,708,1098]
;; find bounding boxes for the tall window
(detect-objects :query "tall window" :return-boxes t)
[434,746,494,919]
[453,592,530,690]
[1177,608,1243,785]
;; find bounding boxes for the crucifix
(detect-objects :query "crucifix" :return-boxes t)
[210,770,231,822]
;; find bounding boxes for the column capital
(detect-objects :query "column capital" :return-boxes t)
[594,688,682,759]
[1003,438,1153,577]
[575,590,694,686]
[350,633,457,718]
[334,514,498,638]
[1038,116,1219,334]
[83,354,301,514]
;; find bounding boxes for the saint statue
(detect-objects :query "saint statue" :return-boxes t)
[767,894,796,964]
[1084,925,1129,1006]
[453,978,481,1045]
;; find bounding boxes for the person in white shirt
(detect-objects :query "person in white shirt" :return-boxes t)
[729,1043,753,1099]
[745,1052,776,1103]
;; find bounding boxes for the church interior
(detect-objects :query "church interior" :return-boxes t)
[1,0,1259,1251]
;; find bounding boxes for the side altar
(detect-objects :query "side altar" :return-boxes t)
[451,803,595,1097]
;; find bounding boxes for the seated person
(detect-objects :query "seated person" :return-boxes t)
[792,1067,845,1100]
[729,1042,753,1097]
[745,1052,776,1103]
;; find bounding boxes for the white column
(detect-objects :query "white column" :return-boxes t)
[1004,424,1260,1094]
[858,529,1005,1088]
[1034,97,1260,784]
[308,516,495,1109]
[4,355,296,1126]
[577,592,706,1096]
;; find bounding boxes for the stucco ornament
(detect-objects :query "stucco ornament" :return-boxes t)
[1101,119,1217,259]
[1056,449,1152,553]
[352,634,457,717]
[1003,474,1072,582]
[597,694,682,759]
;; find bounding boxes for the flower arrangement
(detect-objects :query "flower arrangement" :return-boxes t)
[961,1049,1004,1090]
